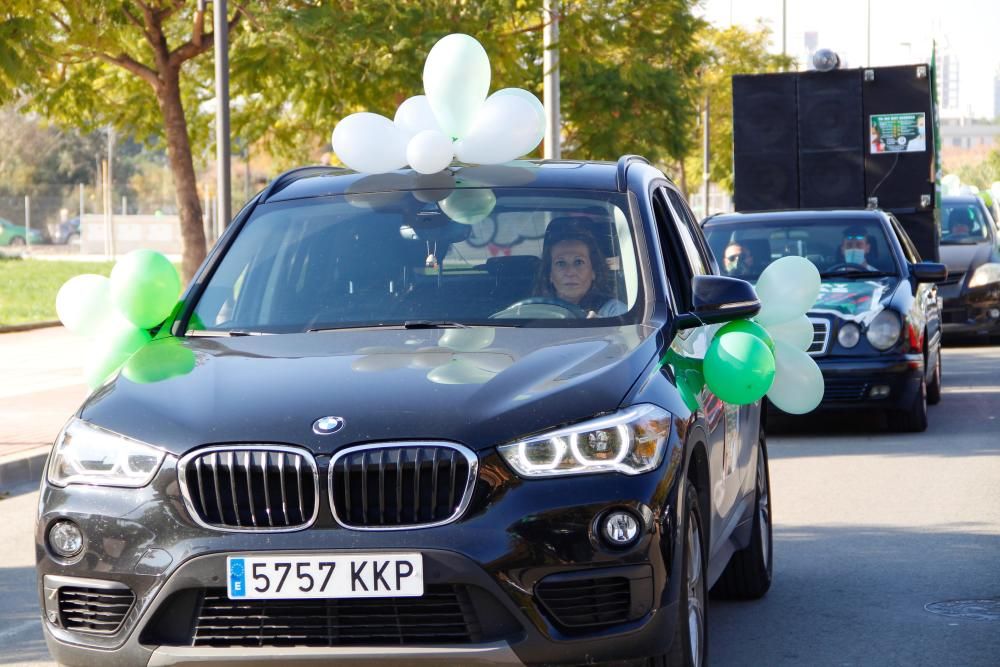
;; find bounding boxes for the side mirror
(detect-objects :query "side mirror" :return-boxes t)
[910,261,947,283]
[675,275,761,330]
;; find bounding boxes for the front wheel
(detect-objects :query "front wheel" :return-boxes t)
[8,236,25,246]
[926,348,942,406]
[656,479,707,667]
[887,375,928,432]
[711,434,773,599]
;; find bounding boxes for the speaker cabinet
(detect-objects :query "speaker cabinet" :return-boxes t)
[797,70,864,207]
[733,74,798,211]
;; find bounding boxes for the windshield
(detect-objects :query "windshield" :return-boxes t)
[941,201,992,244]
[703,218,899,281]
[188,189,642,333]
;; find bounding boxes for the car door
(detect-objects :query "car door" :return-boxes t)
[889,214,940,362]
[653,185,751,550]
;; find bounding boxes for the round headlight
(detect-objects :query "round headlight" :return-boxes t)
[49,520,83,558]
[866,311,902,350]
[838,322,861,348]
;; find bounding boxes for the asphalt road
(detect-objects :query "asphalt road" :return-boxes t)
[1,344,998,666]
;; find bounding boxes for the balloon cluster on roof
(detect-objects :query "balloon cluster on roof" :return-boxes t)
[332,34,545,175]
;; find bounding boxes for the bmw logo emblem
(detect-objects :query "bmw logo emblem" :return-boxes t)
[312,416,345,435]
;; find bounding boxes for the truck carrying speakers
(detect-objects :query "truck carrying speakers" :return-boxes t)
[732,64,939,261]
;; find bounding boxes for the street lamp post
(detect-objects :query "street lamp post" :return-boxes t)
[543,0,561,160]
[213,0,232,231]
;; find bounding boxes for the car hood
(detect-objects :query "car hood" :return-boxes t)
[938,242,992,274]
[808,276,899,325]
[80,325,659,456]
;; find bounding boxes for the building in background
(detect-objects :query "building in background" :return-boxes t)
[936,49,961,119]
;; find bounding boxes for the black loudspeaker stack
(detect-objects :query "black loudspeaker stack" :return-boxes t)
[732,64,939,261]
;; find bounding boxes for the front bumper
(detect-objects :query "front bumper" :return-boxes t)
[793,354,924,411]
[37,447,686,667]
[940,283,1000,337]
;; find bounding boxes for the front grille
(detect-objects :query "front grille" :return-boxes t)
[191,585,481,647]
[58,586,135,634]
[808,317,831,356]
[939,271,965,287]
[823,377,869,401]
[179,446,319,531]
[329,443,477,529]
[536,576,631,632]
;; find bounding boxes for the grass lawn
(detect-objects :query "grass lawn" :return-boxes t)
[0,258,116,326]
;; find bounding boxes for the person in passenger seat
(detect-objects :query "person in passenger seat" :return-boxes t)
[534,218,627,317]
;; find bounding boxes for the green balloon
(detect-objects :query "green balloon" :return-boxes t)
[122,338,196,384]
[719,319,775,353]
[703,331,776,405]
[676,367,705,413]
[110,250,182,329]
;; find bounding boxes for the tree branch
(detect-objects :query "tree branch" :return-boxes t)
[168,5,243,68]
[121,5,145,31]
[94,50,160,89]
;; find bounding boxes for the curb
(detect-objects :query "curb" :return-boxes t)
[0,321,61,334]
[0,446,50,493]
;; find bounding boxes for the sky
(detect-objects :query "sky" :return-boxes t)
[700,0,1000,119]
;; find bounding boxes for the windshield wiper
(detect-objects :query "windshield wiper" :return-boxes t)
[402,320,470,329]
[186,329,269,337]
[819,270,894,279]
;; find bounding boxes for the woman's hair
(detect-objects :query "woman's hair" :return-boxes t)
[533,217,614,308]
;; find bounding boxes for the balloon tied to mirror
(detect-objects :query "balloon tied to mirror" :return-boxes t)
[331,34,546,174]
[56,250,194,389]
[666,256,826,415]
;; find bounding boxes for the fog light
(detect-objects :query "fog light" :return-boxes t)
[602,510,640,547]
[49,520,83,558]
[869,385,891,399]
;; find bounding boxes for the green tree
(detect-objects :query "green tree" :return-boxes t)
[682,24,793,198]
[957,149,1000,190]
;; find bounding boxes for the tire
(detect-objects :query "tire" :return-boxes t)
[67,232,81,245]
[887,374,928,432]
[9,236,25,246]
[658,479,708,667]
[926,348,942,406]
[711,435,773,600]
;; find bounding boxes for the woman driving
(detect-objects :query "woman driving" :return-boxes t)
[533,218,627,318]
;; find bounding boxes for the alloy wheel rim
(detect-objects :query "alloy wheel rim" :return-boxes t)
[687,518,705,667]
[757,448,770,565]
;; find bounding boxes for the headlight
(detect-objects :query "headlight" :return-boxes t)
[866,310,902,351]
[968,262,1000,288]
[48,419,166,488]
[497,404,671,478]
[837,322,861,348]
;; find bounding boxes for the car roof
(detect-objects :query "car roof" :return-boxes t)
[260,160,627,204]
[941,195,982,204]
[703,209,887,226]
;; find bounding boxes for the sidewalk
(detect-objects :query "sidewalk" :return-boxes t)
[0,327,88,489]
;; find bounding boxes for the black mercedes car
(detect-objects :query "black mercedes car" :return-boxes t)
[938,195,1000,341]
[703,209,947,432]
[37,157,773,666]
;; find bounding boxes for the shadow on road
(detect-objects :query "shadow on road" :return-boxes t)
[0,566,48,664]
[710,525,1000,666]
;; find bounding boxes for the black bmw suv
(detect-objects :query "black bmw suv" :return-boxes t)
[38,157,772,666]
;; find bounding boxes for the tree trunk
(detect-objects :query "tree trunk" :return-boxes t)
[677,160,688,200]
[156,68,206,283]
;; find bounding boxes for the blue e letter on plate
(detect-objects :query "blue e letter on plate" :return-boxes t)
[229,558,246,597]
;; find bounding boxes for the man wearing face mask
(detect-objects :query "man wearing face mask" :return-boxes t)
[723,241,755,277]
[839,225,878,270]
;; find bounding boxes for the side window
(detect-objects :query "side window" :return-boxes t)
[889,216,921,263]
[651,189,691,311]
[661,188,708,276]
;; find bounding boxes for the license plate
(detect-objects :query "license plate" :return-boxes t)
[227,553,423,600]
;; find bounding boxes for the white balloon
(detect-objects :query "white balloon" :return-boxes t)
[55,274,113,337]
[394,95,443,139]
[406,130,455,175]
[453,95,542,164]
[767,340,825,414]
[489,88,545,148]
[765,314,814,352]
[755,256,821,326]
[439,188,496,225]
[331,112,408,174]
[423,33,491,139]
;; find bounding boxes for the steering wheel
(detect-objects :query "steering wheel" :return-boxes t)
[491,296,588,319]
[825,262,870,273]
